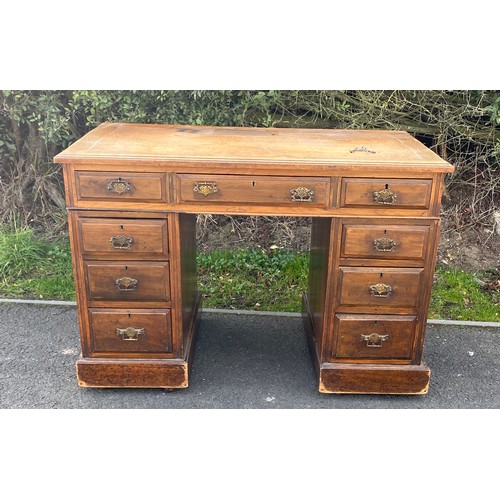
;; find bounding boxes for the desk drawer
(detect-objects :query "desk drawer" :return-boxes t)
[341,223,430,261]
[90,309,173,354]
[75,171,168,204]
[333,314,417,360]
[338,267,424,309]
[340,178,432,209]
[78,218,168,259]
[85,262,170,302]
[176,174,329,207]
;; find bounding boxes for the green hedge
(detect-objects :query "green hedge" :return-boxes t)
[1,90,499,235]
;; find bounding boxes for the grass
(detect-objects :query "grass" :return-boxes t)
[198,250,499,321]
[0,227,75,301]
[429,266,499,322]
[0,227,498,322]
[197,249,309,312]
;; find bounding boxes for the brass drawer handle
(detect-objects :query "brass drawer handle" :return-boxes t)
[194,182,218,197]
[290,187,314,202]
[116,326,145,341]
[115,277,138,291]
[110,235,134,250]
[373,237,397,252]
[373,187,397,205]
[361,332,389,347]
[369,283,392,298]
[107,178,132,194]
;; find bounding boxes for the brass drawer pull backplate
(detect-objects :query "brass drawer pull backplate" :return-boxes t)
[373,237,397,252]
[369,283,392,298]
[290,187,314,202]
[115,277,138,291]
[361,332,389,347]
[107,178,132,194]
[194,182,218,197]
[373,187,397,205]
[110,235,134,250]
[116,327,145,341]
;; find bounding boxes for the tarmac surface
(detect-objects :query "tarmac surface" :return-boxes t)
[1,302,499,409]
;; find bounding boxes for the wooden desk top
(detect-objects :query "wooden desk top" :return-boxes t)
[54,122,453,171]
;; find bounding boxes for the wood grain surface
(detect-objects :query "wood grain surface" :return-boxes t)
[54,122,453,169]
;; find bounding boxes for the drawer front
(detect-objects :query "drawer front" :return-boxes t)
[75,171,168,204]
[340,178,432,209]
[85,262,170,302]
[79,218,168,259]
[333,314,417,360]
[338,267,424,309]
[341,223,430,261]
[90,309,172,353]
[176,174,329,207]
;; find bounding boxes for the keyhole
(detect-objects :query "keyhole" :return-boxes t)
[384,229,387,234]
[252,181,256,187]
[385,183,389,189]
[380,272,383,278]
[125,265,128,271]
[120,225,124,231]
[128,313,131,318]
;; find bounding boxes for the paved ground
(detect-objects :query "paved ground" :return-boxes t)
[1,302,499,408]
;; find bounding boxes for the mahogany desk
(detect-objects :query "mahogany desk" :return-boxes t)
[54,123,454,394]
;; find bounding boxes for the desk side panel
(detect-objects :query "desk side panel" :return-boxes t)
[308,218,334,358]
[168,213,199,360]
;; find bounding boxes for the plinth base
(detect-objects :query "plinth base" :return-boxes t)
[318,362,430,394]
[76,357,189,388]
